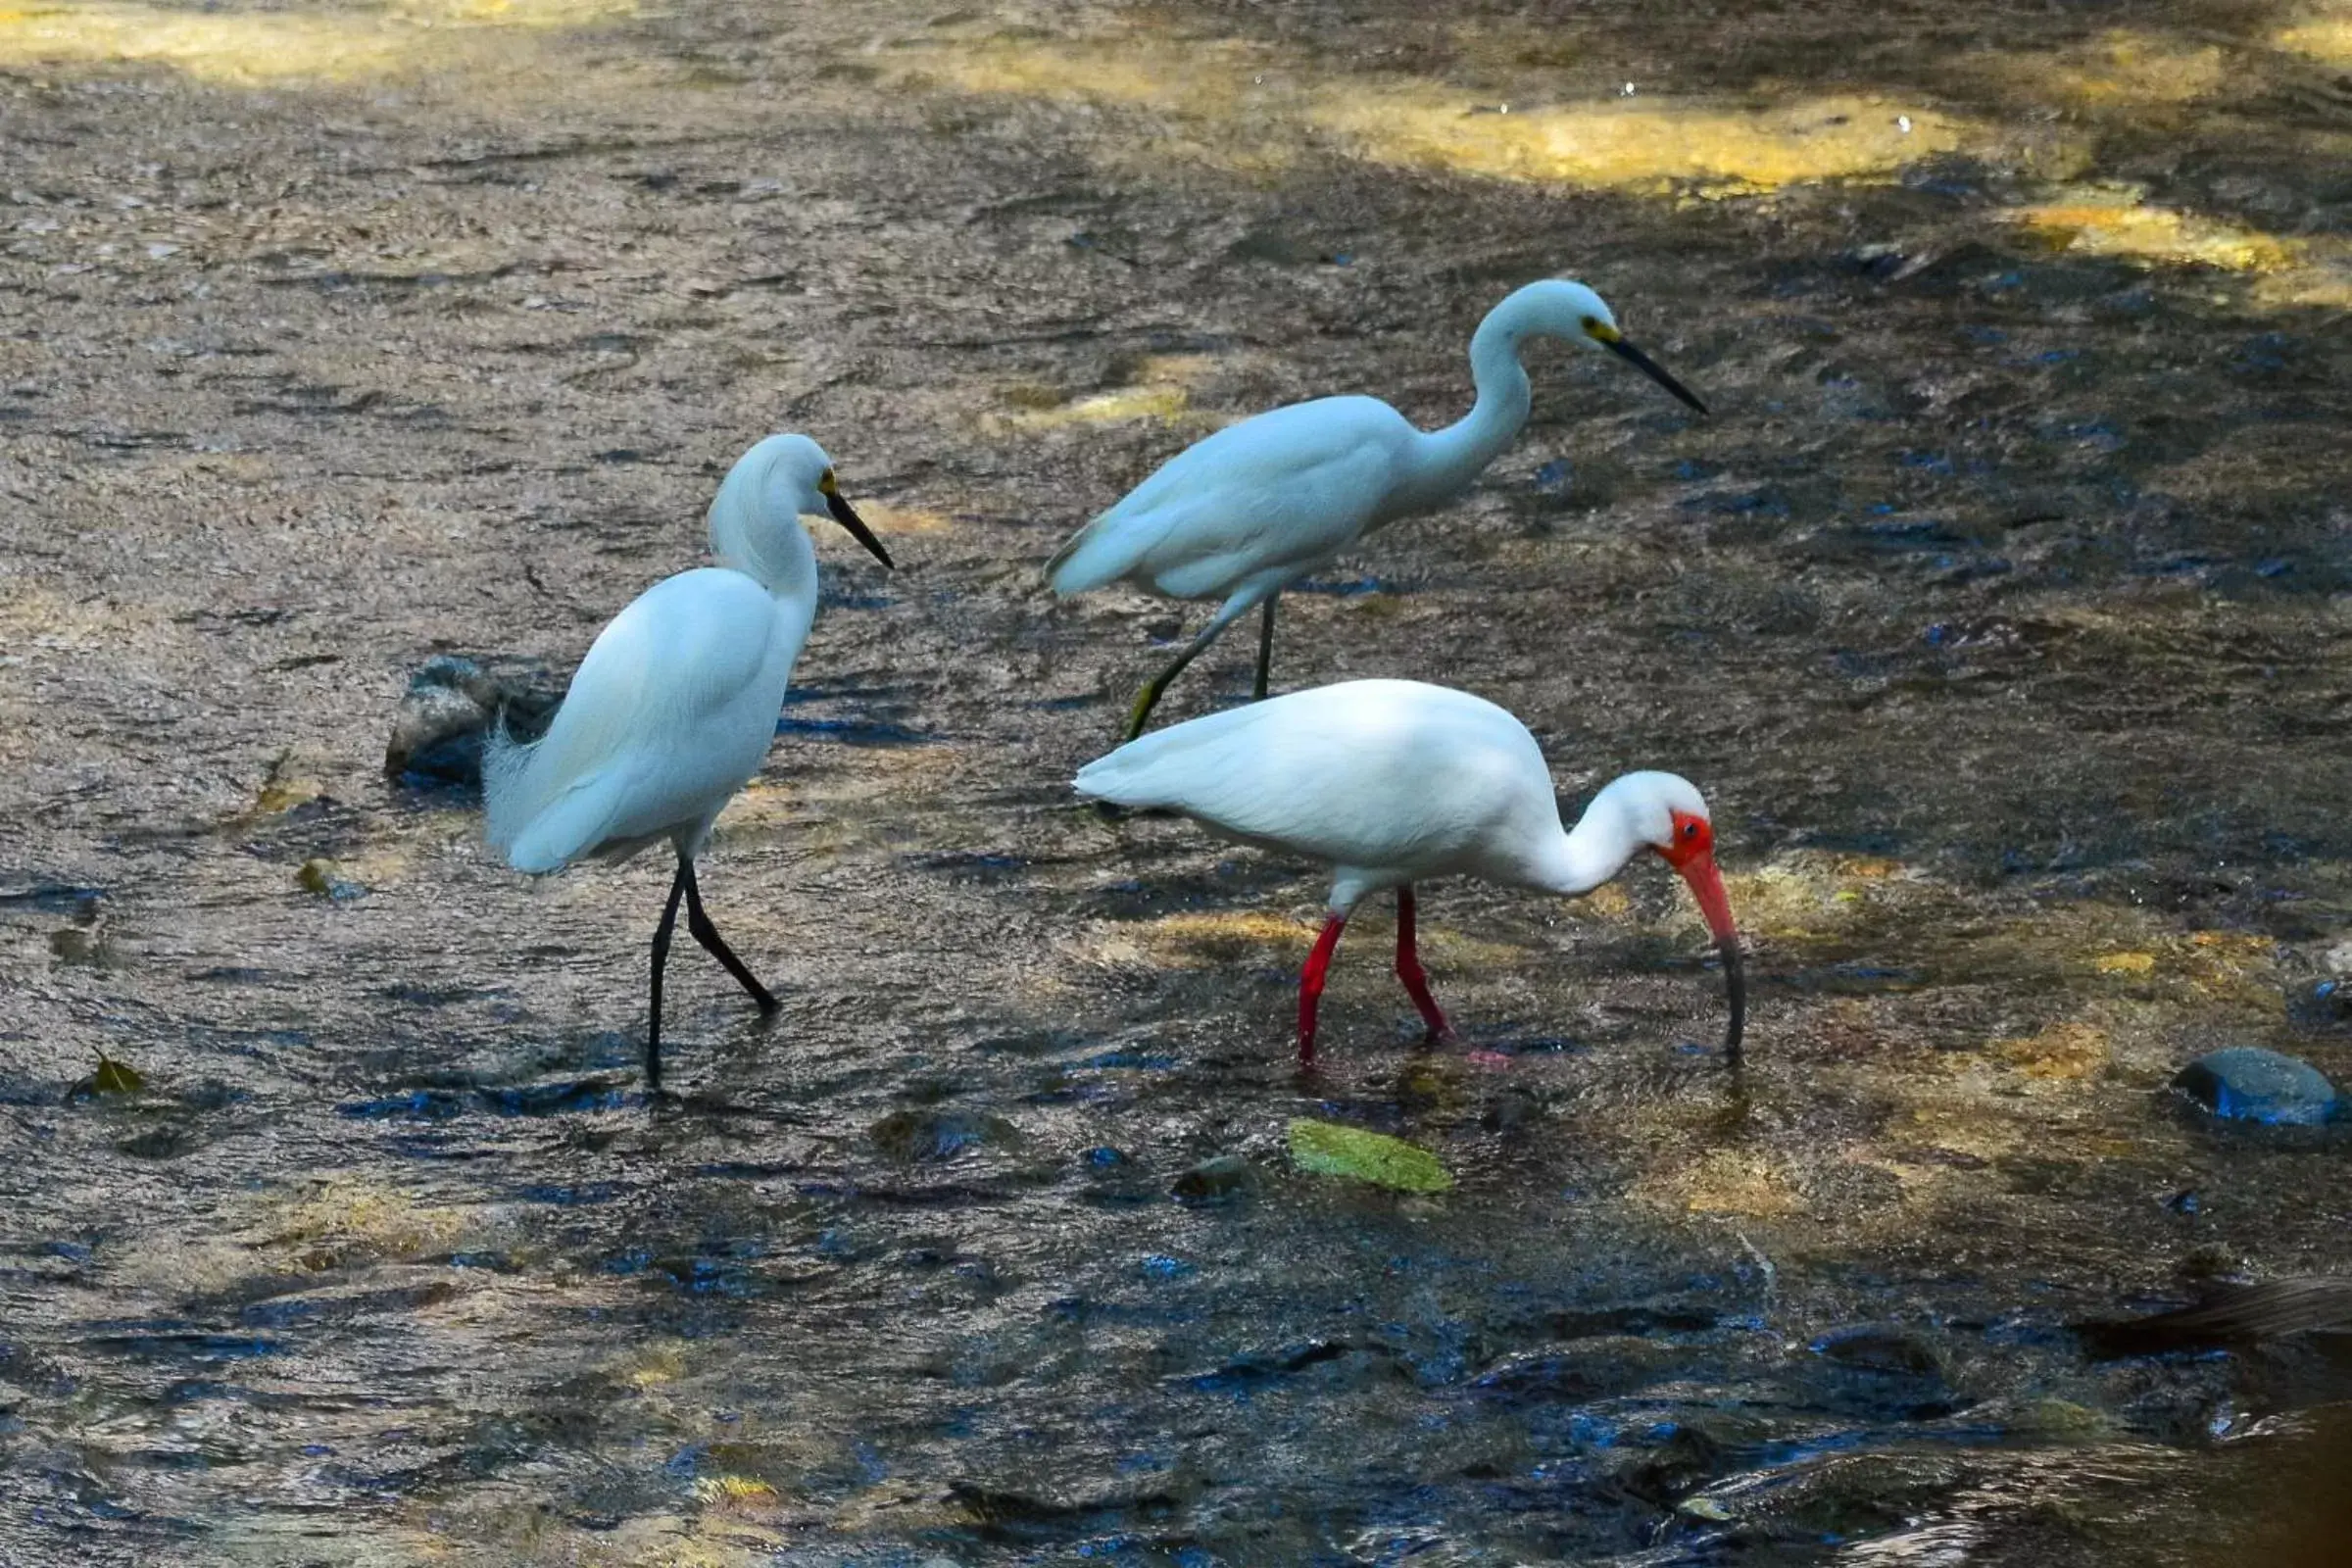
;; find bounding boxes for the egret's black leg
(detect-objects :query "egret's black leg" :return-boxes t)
[646,860,688,1090]
[1124,621,1221,741]
[1252,596,1278,702]
[1124,599,1260,741]
[681,858,779,1014]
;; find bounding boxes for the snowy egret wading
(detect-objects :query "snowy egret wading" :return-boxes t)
[1048,280,1705,740]
[1075,679,1743,1064]
[484,433,894,1089]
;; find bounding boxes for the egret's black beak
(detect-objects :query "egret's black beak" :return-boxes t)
[823,486,894,568]
[1605,335,1708,415]
[1719,937,1745,1066]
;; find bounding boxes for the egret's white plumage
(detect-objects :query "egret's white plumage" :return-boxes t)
[1075,679,1743,1063]
[484,431,894,1087]
[1050,280,1706,739]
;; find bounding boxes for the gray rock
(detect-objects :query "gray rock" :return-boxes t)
[2174,1047,2341,1126]
[384,655,556,790]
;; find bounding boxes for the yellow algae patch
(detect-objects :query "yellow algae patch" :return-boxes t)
[693,1475,783,1511]
[849,501,954,536]
[1891,1101,2029,1164]
[1659,1149,1807,1217]
[1141,909,1317,960]
[1571,882,1635,923]
[1310,91,1969,195]
[2007,185,2352,307]
[2091,951,2157,977]
[1008,382,1190,429]
[1987,31,2228,111]
[1994,1019,2110,1081]
[2276,13,2352,68]
[921,37,1269,117]
[616,1340,691,1390]
[1690,851,1920,942]
[906,34,1994,195]
[992,355,1212,432]
[0,0,631,85]
[259,1178,468,1270]
[2014,187,2295,271]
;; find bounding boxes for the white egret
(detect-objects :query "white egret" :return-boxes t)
[1073,678,1743,1064]
[484,432,894,1089]
[1048,279,1706,740]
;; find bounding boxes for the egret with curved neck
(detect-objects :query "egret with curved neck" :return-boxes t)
[484,432,894,1090]
[1074,678,1745,1066]
[1048,279,1705,740]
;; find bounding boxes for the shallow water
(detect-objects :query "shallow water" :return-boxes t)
[3,0,2351,1562]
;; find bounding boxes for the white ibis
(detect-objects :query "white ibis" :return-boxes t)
[1046,279,1705,740]
[1073,678,1743,1064]
[483,432,894,1089]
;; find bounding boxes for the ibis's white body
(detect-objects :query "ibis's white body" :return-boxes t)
[1047,280,1659,627]
[1076,678,1697,913]
[484,434,834,874]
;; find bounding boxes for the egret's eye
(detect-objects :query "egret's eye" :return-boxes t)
[1580,316,1599,332]
[817,469,838,496]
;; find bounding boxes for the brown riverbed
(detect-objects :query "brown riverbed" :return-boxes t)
[3,1,2351,1563]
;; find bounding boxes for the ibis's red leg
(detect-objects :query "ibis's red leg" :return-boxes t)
[1298,913,1348,1066]
[1394,887,1454,1041]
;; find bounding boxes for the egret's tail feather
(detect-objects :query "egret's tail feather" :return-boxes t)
[1047,506,1159,596]
[480,713,539,858]
[483,710,625,873]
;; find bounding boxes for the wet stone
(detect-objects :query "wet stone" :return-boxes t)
[867,1108,1019,1163]
[2174,1048,2342,1126]
[296,858,365,902]
[383,654,556,791]
[1171,1153,1259,1205]
[1810,1323,1943,1379]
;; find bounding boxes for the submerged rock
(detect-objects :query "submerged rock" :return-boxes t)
[1810,1323,1943,1378]
[867,1108,1019,1162]
[297,858,365,902]
[1171,1153,1259,1205]
[2174,1047,2341,1126]
[384,655,557,791]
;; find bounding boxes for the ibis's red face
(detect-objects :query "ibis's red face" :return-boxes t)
[1656,810,1737,943]
[1657,808,1745,1061]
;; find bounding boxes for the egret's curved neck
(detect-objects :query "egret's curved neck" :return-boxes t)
[1396,286,1557,513]
[1524,796,1641,898]
[708,462,818,611]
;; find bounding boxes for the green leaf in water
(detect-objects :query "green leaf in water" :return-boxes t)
[1287,1118,1454,1193]
[92,1053,145,1095]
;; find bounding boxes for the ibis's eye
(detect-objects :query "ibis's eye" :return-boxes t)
[1683,821,1700,840]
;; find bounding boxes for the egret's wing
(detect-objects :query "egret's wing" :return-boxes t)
[1048,397,1413,599]
[486,569,783,870]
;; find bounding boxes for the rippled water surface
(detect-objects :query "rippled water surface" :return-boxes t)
[3,0,2351,1562]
